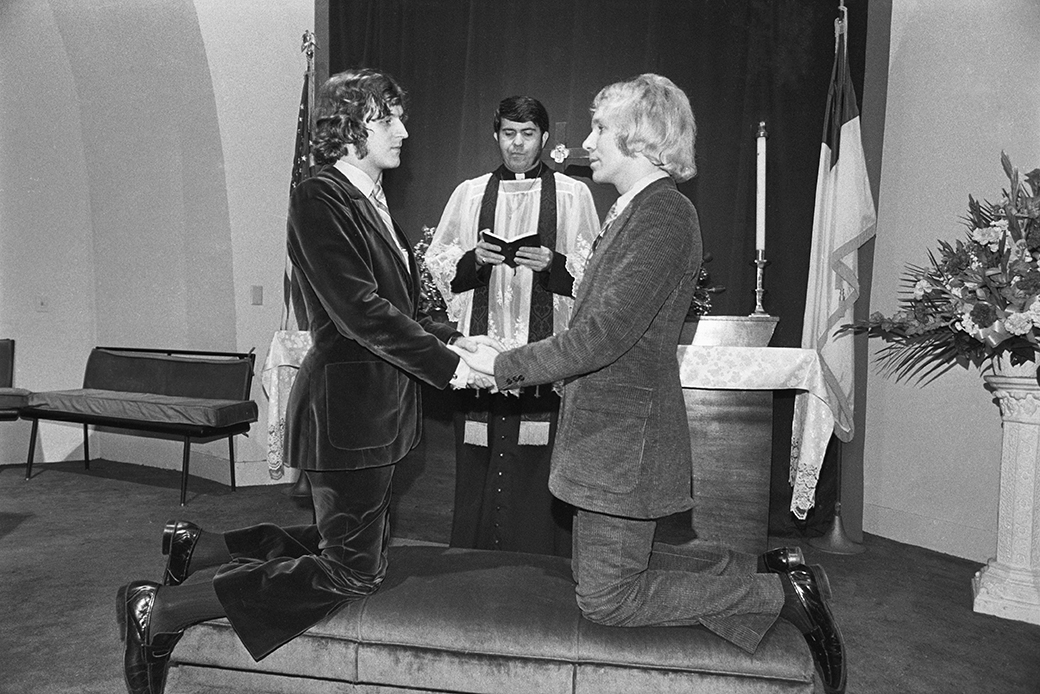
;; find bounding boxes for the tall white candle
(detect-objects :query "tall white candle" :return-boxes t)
[756,121,767,251]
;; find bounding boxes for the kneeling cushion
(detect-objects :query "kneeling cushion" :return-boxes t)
[171,544,815,694]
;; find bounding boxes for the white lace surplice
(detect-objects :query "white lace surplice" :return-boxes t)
[425,172,599,349]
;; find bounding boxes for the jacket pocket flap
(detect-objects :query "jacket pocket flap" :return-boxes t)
[573,382,652,417]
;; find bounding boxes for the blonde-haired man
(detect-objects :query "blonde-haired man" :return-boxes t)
[462,74,846,694]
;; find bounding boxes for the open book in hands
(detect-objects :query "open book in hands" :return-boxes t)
[481,231,541,268]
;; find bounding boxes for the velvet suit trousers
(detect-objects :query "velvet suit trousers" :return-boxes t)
[213,465,395,661]
[571,509,785,653]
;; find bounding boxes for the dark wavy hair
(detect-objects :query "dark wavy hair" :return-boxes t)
[312,68,408,166]
[493,96,549,136]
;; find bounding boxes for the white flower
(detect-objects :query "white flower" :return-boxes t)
[913,279,931,299]
[971,225,1004,251]
[1028,298,1040,327]
[957,311,979,335]
[1005,311,1034,336]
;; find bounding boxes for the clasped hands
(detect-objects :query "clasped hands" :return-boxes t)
[449,335,504,390]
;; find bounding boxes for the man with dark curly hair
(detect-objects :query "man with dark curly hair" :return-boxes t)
[114,68,495,694]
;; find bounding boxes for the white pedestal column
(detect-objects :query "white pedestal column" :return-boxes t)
[972,373,1040,625]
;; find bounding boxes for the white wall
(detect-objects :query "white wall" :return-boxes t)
[864,0,1040,561]
[0,0,312,485]
[0,0,98,462]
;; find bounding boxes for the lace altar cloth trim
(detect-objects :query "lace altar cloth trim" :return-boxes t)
[261,331,313,479]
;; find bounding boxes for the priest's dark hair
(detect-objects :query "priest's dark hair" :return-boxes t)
[312,68,408,165]
[493,96,550,136]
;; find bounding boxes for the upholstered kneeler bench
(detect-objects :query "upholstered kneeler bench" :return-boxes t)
[167,545,817,694]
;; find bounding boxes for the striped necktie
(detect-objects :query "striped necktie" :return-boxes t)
[590,202,619,257]
[371,182,408,260]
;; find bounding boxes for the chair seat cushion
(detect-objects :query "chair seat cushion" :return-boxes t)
[27,388,257,429]
[0,387,30,411]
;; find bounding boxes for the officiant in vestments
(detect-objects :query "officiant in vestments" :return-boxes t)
[426,96,598,557]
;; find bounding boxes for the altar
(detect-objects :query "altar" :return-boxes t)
[678,345,839,553]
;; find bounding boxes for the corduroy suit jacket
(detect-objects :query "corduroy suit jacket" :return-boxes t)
[285,165,461,471]
[494,177,702,518]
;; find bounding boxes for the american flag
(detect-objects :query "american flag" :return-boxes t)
[284,32,316,331]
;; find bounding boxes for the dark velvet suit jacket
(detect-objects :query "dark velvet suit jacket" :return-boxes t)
[285,165,460,471]
[494,178,702,518]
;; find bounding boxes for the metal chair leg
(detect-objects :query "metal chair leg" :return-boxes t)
[180,436,191,506]
[227,436,237,492]
[83,424,90,470]
[25,418,39,480]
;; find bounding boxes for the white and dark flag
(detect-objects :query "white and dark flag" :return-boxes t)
[800,22,877,442]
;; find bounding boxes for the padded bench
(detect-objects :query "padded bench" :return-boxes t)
[167,544,817,694]
[22,347,258,505]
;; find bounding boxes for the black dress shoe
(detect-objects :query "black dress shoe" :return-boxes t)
[780,565,846,694]
[759,546,805,573]
[162,520,201,586]
[116,580,184,694]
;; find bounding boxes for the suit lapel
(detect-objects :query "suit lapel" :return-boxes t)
[573,178,674,314]
[326,167,414,282]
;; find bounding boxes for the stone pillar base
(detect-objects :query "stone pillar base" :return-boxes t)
[972,561,1040,625]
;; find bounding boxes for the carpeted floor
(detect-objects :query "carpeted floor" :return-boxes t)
[1,412,1038,694]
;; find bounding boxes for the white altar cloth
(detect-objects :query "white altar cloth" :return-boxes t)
[261,330,313,480]
[677,345,839,519]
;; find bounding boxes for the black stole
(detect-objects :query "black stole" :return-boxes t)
[468,162,557,343]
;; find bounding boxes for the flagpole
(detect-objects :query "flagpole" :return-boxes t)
[809,440,865,554]
[285,30,317,506]
[808,0,865,556]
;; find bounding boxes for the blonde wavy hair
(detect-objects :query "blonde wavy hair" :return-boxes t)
[591,73,697,182]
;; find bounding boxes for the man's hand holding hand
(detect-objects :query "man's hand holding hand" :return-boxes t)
[461,343,499,378]
[454,334,506,353]
[449,337,502,391]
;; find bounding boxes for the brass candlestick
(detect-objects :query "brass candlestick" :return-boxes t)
[752,249,769,315]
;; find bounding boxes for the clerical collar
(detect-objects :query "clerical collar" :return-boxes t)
[496,161,545,181]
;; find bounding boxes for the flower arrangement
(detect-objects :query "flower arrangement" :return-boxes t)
[414,225,448,318]
[686,251,725,320]
[843,153,1040,384]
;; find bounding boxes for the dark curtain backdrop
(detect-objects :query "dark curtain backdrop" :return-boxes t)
[326,0,869,537]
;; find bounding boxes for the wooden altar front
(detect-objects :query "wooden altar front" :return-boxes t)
[675,346,839,554]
